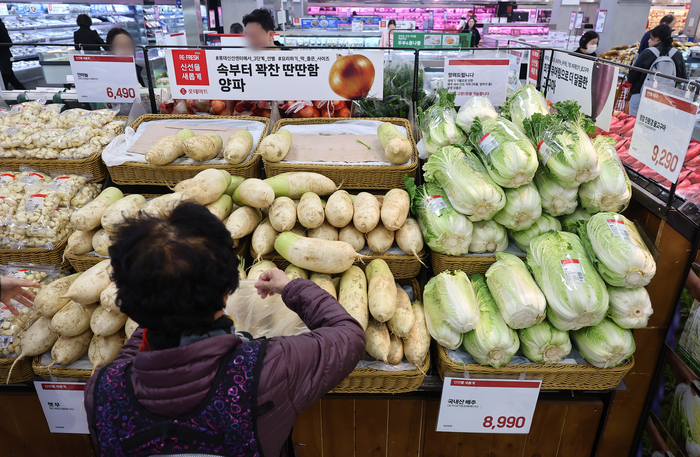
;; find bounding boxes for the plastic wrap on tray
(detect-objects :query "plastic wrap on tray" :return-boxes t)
[45,108,89,129]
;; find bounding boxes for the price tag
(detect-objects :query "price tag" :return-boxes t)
[352,20,363,31]
[69,55,140,104]
[561,259,585,283]
[34,382,89,434]
[437,378,541,434]
[479,133,500,156]
[607,218,630,239]
[445,59,510,107]
[426,195,447,215]
[538,140,553,165]
[629,87,698,183]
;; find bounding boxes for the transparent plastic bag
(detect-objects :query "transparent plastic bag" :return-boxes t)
[5,262,59,286]
[8,169,51,194]
[0,171,16,194]
[58,142,100,159]
[30,128,64,149]
[45,108,89,129]
[225,280,309,338]
[35,104,64,124]
[70,183,102,208]
[0,195,19,225]
[78,108,118,128]
[7,188,61,239]
[26,147,60,159]
[9,123,46,149]
[416,89,467,156]
[0,304,36,358]
[25,206,73,244]
[101,120,125,136]
[48,174,90,207]
[56,126,97,149]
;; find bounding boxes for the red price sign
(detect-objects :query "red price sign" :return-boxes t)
[651,145,679,173]
[106,87,137,100]
[482,415,527,430]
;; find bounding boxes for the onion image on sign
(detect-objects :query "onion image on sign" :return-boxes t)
[329,54,376,100]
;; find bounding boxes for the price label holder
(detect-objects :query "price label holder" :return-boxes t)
[629,87,699,183]
[436,377,541,434]
[69,54,140,104]
[34,381,89,434]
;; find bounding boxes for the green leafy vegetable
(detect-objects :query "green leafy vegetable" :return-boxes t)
[417,88,467,155]
[534,168,578,217]
[432,270,480,333]
[607,286,654,329]
[423,278,463,350]
[470,220,509,253]
[493,181,542,230]
[500,84,549,132]
[571,318,636,368]
[510,214,562,252]
[518,320,572,364]
[579,136,632,214]
[559,206,592,233]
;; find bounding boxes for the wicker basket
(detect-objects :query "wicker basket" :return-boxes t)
[435,345,634,391]
[431,251,525,275]
[107,114,269,186]
[0,234,71,268]
[0,356,35,383]
[65,252,104,272]
[264,117,418,190]
[251,248,425,280]
[32,356,92,380]
[331,278,428,394]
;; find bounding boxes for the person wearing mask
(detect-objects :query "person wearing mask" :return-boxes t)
[243,8,282,48]
[0,18,24,90]
[627,24,686,116]
[230,22,243,34]
[84,202,366,457]
[458,15,467,30]
[574,31,599,57]
[380,19,396,48]
[105,28,145,87]
[463,16,481,47]
[74,14,107,52]
[639,14,675,53]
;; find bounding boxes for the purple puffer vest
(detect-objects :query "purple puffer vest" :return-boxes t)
[93,338,268,457]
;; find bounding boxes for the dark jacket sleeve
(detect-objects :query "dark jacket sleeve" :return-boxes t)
[271,279,365,414]
[472,28,481,47]
[627,48,655,91]
[674,51,688,80]
[0,21,12,47]
[92,30,107,52]
[84,327,143,445]
[639,31,650,53]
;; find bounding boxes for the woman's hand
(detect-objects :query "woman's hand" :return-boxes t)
[254,268,291,299]
[1,277,39,315]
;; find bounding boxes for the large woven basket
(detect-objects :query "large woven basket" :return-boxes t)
[431,251,525,275]
[265,117,418,190]
[331,278,429,394]
[0,356,35,383]
[65,252,104,272]
[0,234,71,268]
[435,345,634,391]
[107,114,269,186]
[250,248,425,280]
[32,356,92,380]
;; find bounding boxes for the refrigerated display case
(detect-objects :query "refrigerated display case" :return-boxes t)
[647,6,688,32]
[278,30,380,48]
[143,5,184,44]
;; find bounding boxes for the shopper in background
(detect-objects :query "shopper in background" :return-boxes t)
[84,203,365,457]
[380,19,396,48]
[458,15,467,30]
[627,24,686,116]
[230,22,243,34]
[639,14,675,53]
[74,14,107,52]
[0,18,25,90]
[243,8,282,48]
[463,16,481,47]
[106,28,145,87]
[574,31,599,57]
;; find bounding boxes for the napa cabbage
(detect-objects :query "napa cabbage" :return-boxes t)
[469,117,538,188]
[417,88,467,155]
[406,177,472,256]
[534,168,578,217]
[571,318,636,368]
[518,320,572,364]
[607,286,654,329]
[560,206,592,233]
[485,252,547,329]
[527,231,609,331]
[456,96,498,132]
[493,181,542,230]
[670,381,700,457]
[579,136,632,214]
[578,212,657,288]
[423,145,506,221]
[510,214,562,252]
[462,274,519,368]
[423,279,463,350]
[470,220,509,253]
[501,84,549,132]
[431,270,481,333]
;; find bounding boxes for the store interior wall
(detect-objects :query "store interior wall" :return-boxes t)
[596,0,652,51]
[221,0,260,33]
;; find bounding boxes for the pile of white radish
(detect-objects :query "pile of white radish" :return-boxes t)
[242,258,430,369]
[8,260,138,381]
[249,187,425,273]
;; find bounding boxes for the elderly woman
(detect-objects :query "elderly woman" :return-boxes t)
[84,202,365,456]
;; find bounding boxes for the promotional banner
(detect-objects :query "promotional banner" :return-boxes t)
[166,49,384,101]
[300,18,339,29]
[445,58,511,106]
[437,378,541,434]
[394,32,472,49]
[35,382,89,434]
[628,87,698,183]
[541,51,619,130]
[69,54,140,103]
[526,49,541,86]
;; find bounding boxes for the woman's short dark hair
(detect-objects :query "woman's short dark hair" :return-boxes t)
[77,14,92,28]
[660,14,675,25]
[579,31,599,49]
[109,202,239,337]
[388,19,396,27]
[651,24,673,47]
[242,8,275,32]
[106,28,133,46]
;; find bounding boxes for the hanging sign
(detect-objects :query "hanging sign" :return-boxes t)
[541,51,619,131]
[569,12,577,31]
[445,58,511,106]
[352,20,363,32]
[595,10,607,33]
[437,378,541,434]
[35,382,89,434]
[575,12,584,29]
[393,32,472,49]
[526,49,541,86]
[628,87,698,183]
[69,54,140,103]
[165,49,384,101]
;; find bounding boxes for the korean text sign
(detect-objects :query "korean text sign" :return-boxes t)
[445,59,510,107]
[165,49,384,101]
[629,87,698,183]
[541,51,619,131]
[69,54,140,103]
[35,382,89,434]
[437,378,541,434]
